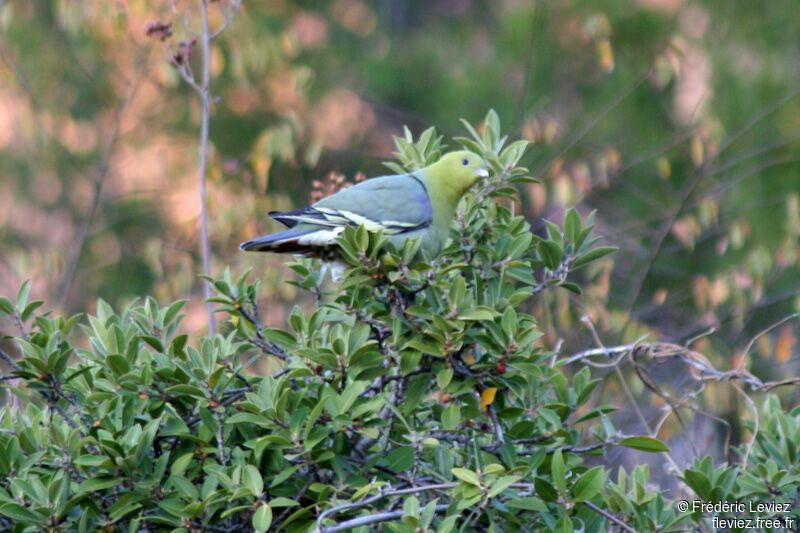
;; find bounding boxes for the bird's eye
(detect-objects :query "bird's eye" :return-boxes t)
[462,159,469,166]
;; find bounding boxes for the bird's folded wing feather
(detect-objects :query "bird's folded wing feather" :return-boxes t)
[270,174,432,235]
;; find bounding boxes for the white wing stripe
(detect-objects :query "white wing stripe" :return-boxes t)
[280,208,426,235]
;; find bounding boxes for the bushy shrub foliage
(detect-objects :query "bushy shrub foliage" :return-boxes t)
[1,112,798,532]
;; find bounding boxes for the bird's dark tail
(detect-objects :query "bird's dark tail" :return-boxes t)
[239,229,306,253]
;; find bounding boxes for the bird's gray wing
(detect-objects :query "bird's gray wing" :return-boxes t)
[269,174,432,235]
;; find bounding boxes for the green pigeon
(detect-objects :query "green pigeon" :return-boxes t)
[240,150,488,262]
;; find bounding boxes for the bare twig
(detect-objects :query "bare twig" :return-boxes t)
[487,404,505,445]
[583,501,638,533]
[213,407,227,465]
[736,313,799,374]
[563,341,641,366]
[580,317,684,476]
[12,311,29,341]
[321,504,449,533]
[44,393,79,431]
[198,0,216,335]
[59,57,148,309]
[315,484,456,533]
[237,304,292,363]
[620,84,800,341]
[536,70,650,177]
[49,378,94,430]
[0,348,21,371]
[209,0,241,39]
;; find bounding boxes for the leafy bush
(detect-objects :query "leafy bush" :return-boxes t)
[0,112,797,532]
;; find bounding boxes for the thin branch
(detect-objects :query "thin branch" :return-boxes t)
[213,407,227,465]
[237,304,292,362]
[619,84,800,341]
[580,317,684,476]
[563,342,638,365]
[536,70,650,177]
[736,312,798,374]
[321,504,449,533]
[514,2,538,129]
[49,378,94,430]
[315,484,455,533]
[487,404,505,445]
[198,0,216,335]
[59,57,148,309]
[582,501,638,533]
[173,60,203,93]
[44,393,79,431]
[209,0,241,39]
[0,348,22,371]
[12,311,29,341]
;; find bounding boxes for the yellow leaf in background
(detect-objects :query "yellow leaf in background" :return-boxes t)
[691,135,704,166]
[656,156,671,179]
[231,315,239,327]
[597,39,615,72]
[481,387,498,412]
[775,325,795,364]
[652,288,668,305]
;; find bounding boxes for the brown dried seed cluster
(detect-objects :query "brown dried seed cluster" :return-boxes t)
[170,38,198,67]
[310,171,366,202]
[144,21,173,41]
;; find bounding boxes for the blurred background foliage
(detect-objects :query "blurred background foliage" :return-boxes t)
[1,0,799,478]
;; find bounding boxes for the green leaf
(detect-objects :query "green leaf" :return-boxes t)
[458,309,496,321]
[109,494,145,522]
[253,503,272,532]
[403,495,420,520]
[683,469,711,498]
[167,384,206,399]
[21,300,44,322]
[269,497,299,508]
[618,436,670,453]
[560,282,582,295]
[534,477,558,502]
[106,353,130,375]
[243,465,264,496]
[538,239,563,270]
[0,502,45,524]
[572,246,617,270]
[487,475,520,499]
[382,447,415,471]
[554,514,573,533]
[505,496,548,512]
[437,368,453,390]
[78,476,122,493]
[261,327,296,346]
[551,449,566,493]
[16,280,31,311]
[564,207,581,244]
[571,466,605,501]
[452,468,481,487]
[441,404,461,431]
[544,220,564,249]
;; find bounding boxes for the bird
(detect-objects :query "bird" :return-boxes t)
[240,150,489,265]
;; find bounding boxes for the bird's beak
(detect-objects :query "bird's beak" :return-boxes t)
[476,168,489,178]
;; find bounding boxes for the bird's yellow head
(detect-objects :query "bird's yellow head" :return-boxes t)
[429,150,489,194]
